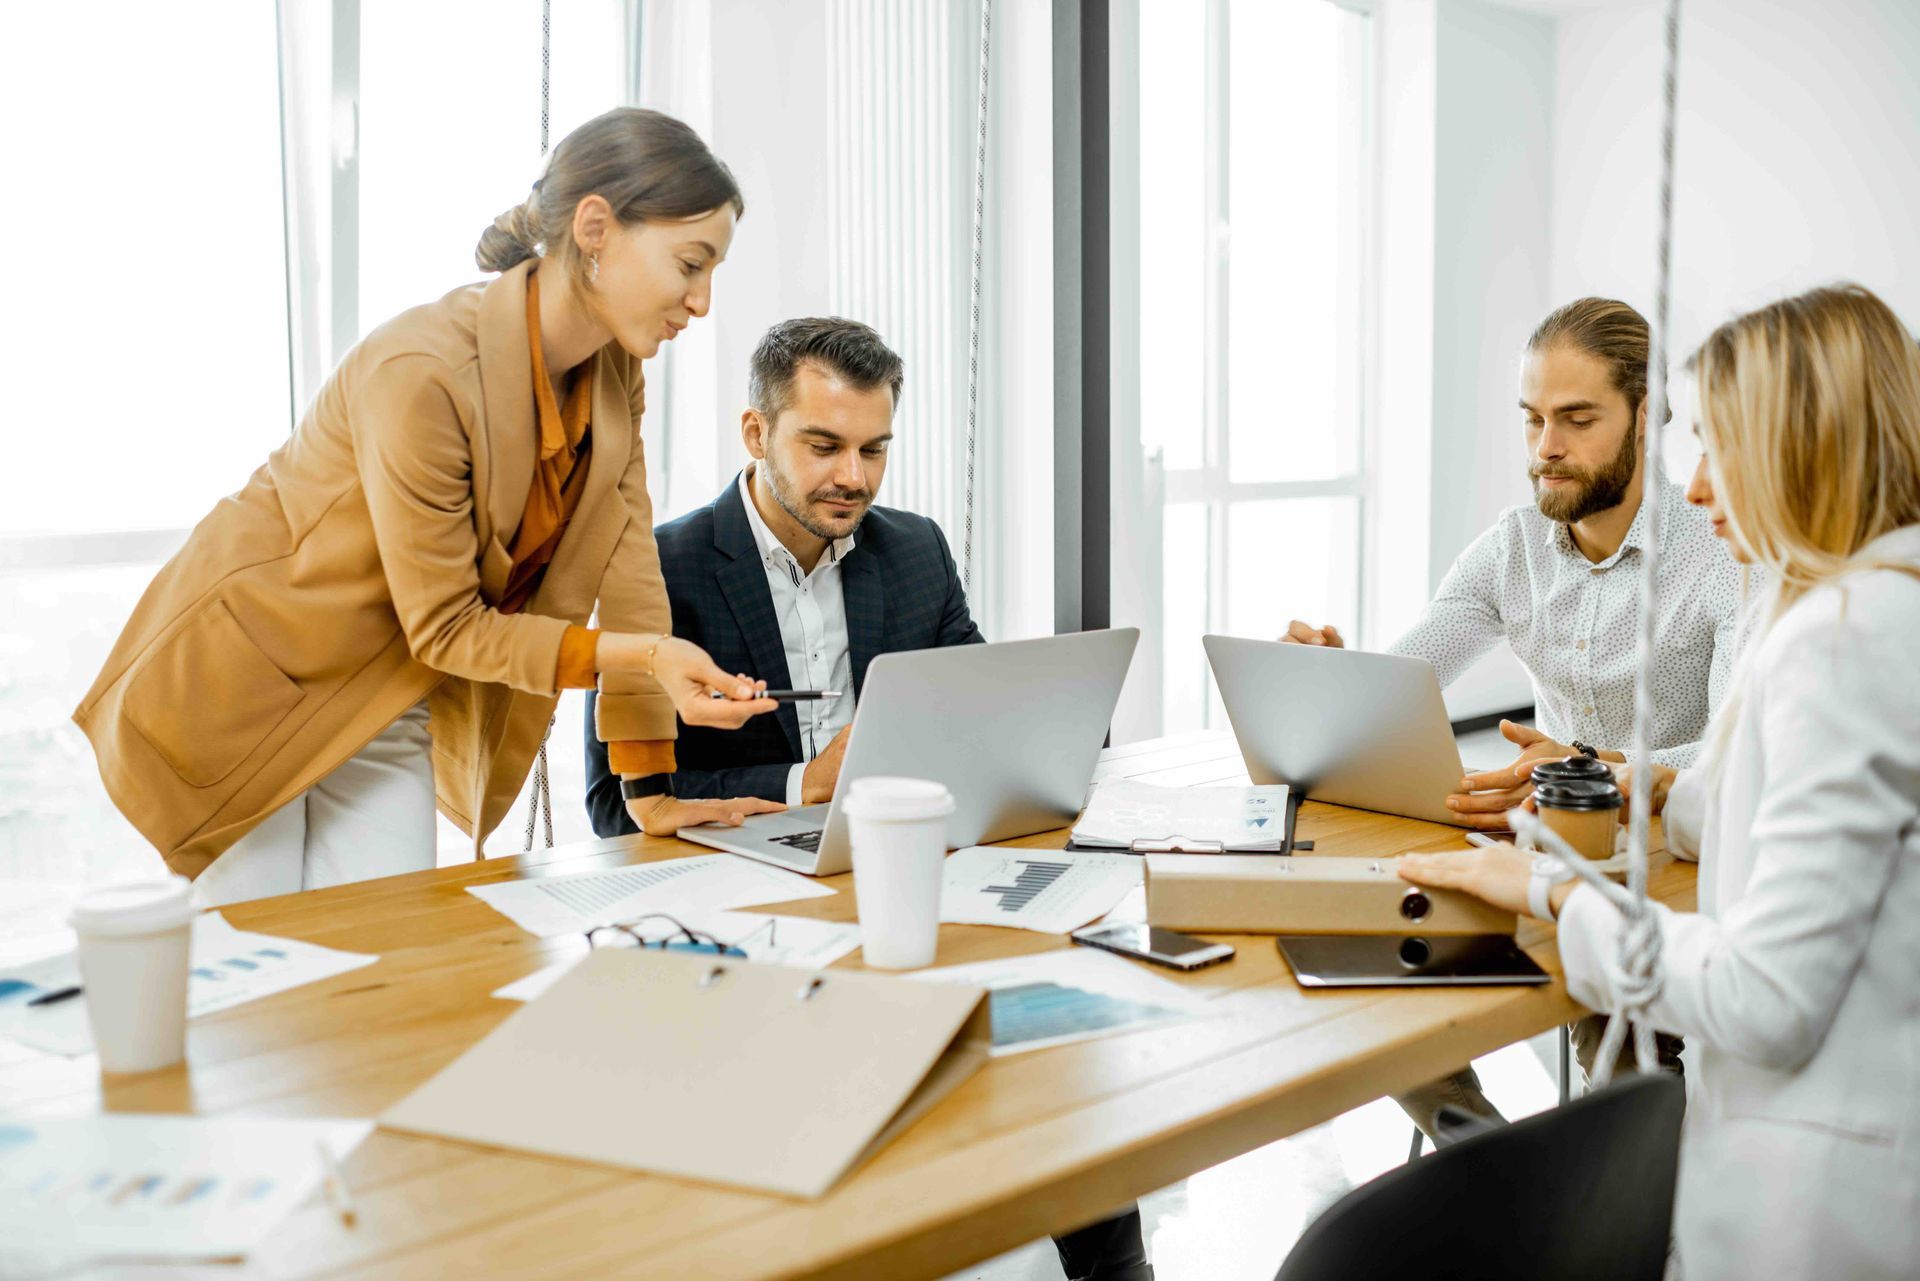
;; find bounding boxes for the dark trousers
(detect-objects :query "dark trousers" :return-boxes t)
[1053,1206,1153,1281]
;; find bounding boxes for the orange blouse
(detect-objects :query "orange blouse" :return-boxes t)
[505,269,673,778]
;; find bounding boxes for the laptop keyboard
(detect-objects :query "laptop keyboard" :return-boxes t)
[769,829,824,854]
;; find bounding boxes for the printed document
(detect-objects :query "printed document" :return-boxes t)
[940,847,1141,934]
[1073,779,1290,852]
[493,910,863,1001]
[911,948,1208,1056]
[0,914,376,1058]
[466,854,833,938]
[0,1114,370,1270]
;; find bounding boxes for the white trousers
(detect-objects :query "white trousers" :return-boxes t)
[192,701,437,908]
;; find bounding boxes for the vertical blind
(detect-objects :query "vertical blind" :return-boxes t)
[823,0,974,548]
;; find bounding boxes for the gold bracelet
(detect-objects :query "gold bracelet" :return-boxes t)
[643,635,663,679]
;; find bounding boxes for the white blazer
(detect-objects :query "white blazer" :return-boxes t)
[1557,524,1920,1281]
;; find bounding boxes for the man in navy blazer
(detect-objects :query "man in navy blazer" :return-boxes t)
[582,478,983,830]
[584,318,985,837]
[581,318,1152,1281]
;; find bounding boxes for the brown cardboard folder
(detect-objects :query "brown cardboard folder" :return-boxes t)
[380,948,992,1198]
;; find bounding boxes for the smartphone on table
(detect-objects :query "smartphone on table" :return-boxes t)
[1069,923,1236,971]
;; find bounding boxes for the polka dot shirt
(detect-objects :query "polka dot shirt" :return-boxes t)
[1388,480,1751,767]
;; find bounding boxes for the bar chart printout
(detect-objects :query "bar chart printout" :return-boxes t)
[940,848,1142,934]
[985,859,1071,913]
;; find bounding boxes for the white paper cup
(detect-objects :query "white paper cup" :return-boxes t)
[845,777,955,970]
[69,876,194,1074]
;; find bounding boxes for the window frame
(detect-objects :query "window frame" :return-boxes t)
[1128,0,1377,735]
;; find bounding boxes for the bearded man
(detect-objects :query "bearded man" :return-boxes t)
[1282,297,1746,1135]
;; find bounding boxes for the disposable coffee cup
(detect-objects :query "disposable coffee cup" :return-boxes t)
[845,777,955,970]
[1534,779,1623,864]
[69,876,195,1074]
[1530,755,1615,785]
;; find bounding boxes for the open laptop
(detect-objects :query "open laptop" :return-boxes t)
[678,628,1140,875]
[1203,634,1477,826]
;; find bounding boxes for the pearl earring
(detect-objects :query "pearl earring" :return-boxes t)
[589,253,600,283]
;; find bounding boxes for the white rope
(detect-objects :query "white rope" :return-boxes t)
[526,0,556,854]
[1539,0,1684,1084]
[523,715,555,853]
[1510,810,1665,1088]
[961,0,992,593]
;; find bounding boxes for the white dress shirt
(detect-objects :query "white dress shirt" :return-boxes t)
[738,467,855,804]
[1389,480,1748,766]
[1557,524,1920,1280]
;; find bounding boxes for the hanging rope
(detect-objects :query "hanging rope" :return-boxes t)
[540,0,552,156]
[1515,0,1682,1086]
[961,0,992,593]
[526,0,556,854]
[523,715,555,851]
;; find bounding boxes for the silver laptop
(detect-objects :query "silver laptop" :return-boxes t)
[1203,634,1469,826]
[679,628,1141,874]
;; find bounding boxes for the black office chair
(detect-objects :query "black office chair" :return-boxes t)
[1277,1072,1685,1281]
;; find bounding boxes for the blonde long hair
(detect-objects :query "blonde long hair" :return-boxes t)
[1692,282,1920,619]
[1689,284,1920,778]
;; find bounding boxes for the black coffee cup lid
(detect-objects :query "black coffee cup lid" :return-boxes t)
[1531,755,1614,783]
[1535,778,1623,811]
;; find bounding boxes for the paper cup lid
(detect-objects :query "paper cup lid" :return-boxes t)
[842,776,956,821]
[1534,779,1623,812]
[1530,755,1614,784]
[69,876,194,938]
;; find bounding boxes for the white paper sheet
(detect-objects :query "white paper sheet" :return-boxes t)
[492,909,864,1002]
[466,855,835,938]
[0,1114,371,1270]
[939,847,1142,935]
[1072,779,1291,851]
[0,914,378,1059]
[909,948,1208,1056]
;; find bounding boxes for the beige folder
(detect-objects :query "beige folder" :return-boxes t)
[1146,854,1518,936]
[380,949,991,1199]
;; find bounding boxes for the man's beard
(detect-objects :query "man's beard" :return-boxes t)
[1531,421,1639,524]
[763,451,872,541]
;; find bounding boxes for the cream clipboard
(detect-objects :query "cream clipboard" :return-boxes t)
[380,949,991,1199]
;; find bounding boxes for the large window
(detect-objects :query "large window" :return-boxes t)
[0,2,291,900]
[1133,0,1371,736]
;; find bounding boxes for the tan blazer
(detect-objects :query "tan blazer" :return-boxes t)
[75,261,675,879]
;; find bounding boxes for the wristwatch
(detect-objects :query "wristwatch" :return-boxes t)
[620,775,673,802]
[1527,853,1576,921]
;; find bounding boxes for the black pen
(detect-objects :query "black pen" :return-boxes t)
[26,985,82,1007]
[709,689,842,702]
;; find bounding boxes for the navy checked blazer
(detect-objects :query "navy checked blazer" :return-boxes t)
[583,474,984,837]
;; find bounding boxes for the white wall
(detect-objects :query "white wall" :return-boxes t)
[1371,0,1552,716]
[1402,0,1920,720]
[705,0,835,486]
[1369,0,1441,648]
[1431,0,1554,590]
[1553,0,1920,477]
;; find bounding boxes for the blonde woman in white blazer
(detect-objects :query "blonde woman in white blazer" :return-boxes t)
[1400,283,1920,1281]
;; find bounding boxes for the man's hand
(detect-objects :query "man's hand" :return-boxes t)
[1611,761,1679,820]
[1446,720,1577,831]
[800,724,852,804]
[1279,620,1345,647]
[626,793,786,837]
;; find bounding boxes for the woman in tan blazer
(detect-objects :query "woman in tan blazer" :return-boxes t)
[76,108,781,904]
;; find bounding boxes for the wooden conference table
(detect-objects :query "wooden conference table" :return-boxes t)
[9,732,1695,1280]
